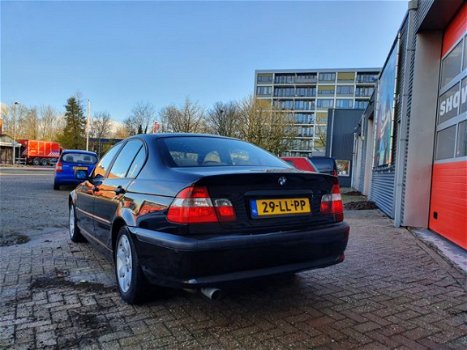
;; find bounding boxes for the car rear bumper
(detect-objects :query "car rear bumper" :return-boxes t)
[129,222,349,288]
[54,177,83,185]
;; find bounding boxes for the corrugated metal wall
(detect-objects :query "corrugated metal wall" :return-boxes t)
[371,170,397,213]
[370,17,409,218]
[357,116,367,192]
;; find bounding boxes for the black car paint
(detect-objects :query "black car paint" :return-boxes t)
[70,134,349,288]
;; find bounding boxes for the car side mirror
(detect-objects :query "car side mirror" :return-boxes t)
[89,174,103,186]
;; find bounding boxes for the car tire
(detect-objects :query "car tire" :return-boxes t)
[69,204,85,242]
[32,157,40,166]
[115,226,148,304]
[40,158,48,166]
[53,181,60,190]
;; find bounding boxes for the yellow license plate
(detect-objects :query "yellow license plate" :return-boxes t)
[251,198,311,217]
[73,166,87,171]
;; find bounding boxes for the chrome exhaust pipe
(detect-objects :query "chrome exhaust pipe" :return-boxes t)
[200,287,222,300]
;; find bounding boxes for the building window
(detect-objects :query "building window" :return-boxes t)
[463,35,467,71]
[257,74,273,84]
[354,100,369,109]
[461,78,467,114]
[355,87,374,97]
[295,113,315,124]
[440,39,463,88]
[274,87,294,97]
[319,72,336,82]
[435,125,456,160]
[337,72,355,83]
[336,99,353,108]
[295,100,314,110]
[296,126,314,137]
[457,120,467,157]
[336,85,354,95]
[296,87,316,97]
[316,112,328,124]
[290,139,313,151]
[296,73,317,83]
[356,73,378,83]
[318,86,335,96]
[316,99,333,109]
[275,74,295,84]
[256,86,272,96]
[274,100,294,110]
[438,83,460,124]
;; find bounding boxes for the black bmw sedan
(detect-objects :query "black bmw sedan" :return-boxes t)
[69,134,349,304]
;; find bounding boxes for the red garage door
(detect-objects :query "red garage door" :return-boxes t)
[429,4,467,249]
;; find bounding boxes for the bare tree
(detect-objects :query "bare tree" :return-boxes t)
[237,96,296,155]
[112,125,130,139]
[0,103,10,134]
[38,105,64,141]
[1,103,29,137]
[160,98,206,133]
[21,108,40,139]
[314,125,327,152]
[206,102,239,137]
[92,112,113,157]
[124,102,156,135]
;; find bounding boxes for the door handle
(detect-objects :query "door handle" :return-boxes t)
[114,186,125,195]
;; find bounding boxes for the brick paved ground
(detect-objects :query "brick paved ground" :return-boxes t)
[0,210,466,350]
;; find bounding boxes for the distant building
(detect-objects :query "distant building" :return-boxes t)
[325,109,365,188]
[0,134,21,164]
[254,68,380,155]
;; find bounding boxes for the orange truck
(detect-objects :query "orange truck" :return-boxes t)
[17,139,61,166]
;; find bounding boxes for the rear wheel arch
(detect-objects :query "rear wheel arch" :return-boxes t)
[112,217,127,252]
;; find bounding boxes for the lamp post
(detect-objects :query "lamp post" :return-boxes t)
[12,102,19,165]
[86,100,91,151]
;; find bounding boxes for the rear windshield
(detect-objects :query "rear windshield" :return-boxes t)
[309,157,335,172]
[61,152,97,164]
[158,137,290,168]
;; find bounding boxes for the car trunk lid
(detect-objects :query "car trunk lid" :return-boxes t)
[187,171,338,234]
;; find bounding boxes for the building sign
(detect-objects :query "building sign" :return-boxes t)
[374,42,399,167]
[336,159,350,177]
[438,81,467,122]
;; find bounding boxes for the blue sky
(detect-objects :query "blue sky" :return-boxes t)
[1,1,407,121]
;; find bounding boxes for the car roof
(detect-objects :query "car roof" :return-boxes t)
[127,133,235,142]
[62,149,97,155]
[281,157,310,160]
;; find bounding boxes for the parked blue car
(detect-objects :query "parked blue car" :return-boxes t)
[54,150,98,190]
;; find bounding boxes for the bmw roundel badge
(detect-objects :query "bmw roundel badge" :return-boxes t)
[278,176,287,186]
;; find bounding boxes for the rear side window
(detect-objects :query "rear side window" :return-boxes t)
[108,140,144,179]
[309,157,335,172]
[159,137,289,168]
[61,152,97,164]
[94,143,123,178]
[126,147,147,178]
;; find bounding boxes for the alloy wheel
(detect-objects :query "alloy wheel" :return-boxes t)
[116,235,132,293]
[69,206,75,239]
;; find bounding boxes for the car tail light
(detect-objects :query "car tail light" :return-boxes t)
[55,161,62,173]
[167,186,236,224]
[332,169,338,176]
[320,184,343,222]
